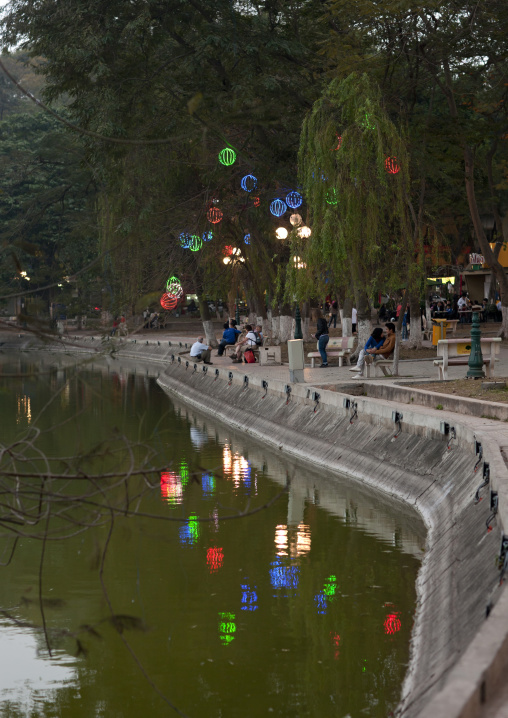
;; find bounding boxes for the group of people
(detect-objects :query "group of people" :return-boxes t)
[315,310,396,375]
[189,320,264,366]
[110,315,127,336]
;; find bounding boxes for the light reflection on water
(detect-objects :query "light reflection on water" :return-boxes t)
[0,357,425,718]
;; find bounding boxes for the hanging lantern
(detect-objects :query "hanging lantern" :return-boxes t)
[326,188,338,206]
[270,198,287,217]
[241,174,257,192]
[222,245,234,256]
[207,207,223,224]
[218,148,236,166]
[244,233,250,245]
[166,275,183,297]
[160,293,178,310]
[286,191,303,209]
[275,227,288,239]
[361,112,375,130]
[188,234,203,252]
[252,196,260,207]
[290,213,302,227]
[333,134,342,150]
[179,232,191,248]
[202,231,214,242]
[297,226,311,238]
[385,156,401,174]
[293,256,307,269]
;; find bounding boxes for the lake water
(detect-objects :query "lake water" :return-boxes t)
[0,355,424,717]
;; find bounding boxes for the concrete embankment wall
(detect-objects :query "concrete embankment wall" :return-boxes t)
[4,334,508,718]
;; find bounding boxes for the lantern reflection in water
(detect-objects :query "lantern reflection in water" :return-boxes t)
[206,546,224,573]
[269,557,299,594]
[179,513,200,545]
[160,471,183,505]
[330,632,341,660]
[218,612,236,645]
[201,473,215,497]
[16,395,32,424]
[323,574,337,598]
[384,612,402,635]
[274,523,311,558]
[241,581,258,611]
[314,591,327,615]
[222,445,252,490]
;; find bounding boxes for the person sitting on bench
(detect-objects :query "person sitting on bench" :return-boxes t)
[231,325,257,363]
[349,327,385,377]
[350,323,395,377]
[217,321,241,356]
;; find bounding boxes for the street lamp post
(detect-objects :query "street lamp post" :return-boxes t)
[466,306,484,379]
[294,303,303,340]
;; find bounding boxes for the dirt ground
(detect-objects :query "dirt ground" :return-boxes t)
[409,378,508,404]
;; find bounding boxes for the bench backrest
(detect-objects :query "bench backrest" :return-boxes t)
[437,337,501,357]
[316,336,357,350]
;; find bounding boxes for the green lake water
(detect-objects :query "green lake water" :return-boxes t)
[0,356,424,717]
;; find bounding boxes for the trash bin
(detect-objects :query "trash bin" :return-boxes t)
[432,319,448,346]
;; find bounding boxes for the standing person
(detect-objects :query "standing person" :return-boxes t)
[190,337,213,364]
[110,316,119,336]
[328,299,338,329]
[352,307,357,333]
[349,327,385,376]
[119,314,128,336]
[315,312,329,368]
[458,293,468,323]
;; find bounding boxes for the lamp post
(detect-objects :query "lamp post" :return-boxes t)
[466,305,484,379]
[235,300,240,325]
[294,303,303,340]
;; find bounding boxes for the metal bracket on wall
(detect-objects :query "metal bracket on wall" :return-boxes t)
[474,462,490,504]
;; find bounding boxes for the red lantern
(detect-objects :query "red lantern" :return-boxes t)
[252,196,260,207]
[207,207,223,224]
[385,156,400,174]
[384,613,402,635]
[333,134,342,150]
[222,245,233,256]
[160,293,178,310]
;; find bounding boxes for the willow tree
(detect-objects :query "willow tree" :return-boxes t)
[288,73,419,358]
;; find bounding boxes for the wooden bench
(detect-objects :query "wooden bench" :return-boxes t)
[434,337,501,380]
[308,336,356,368]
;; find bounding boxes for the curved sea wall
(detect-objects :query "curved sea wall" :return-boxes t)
[4,334,508,718]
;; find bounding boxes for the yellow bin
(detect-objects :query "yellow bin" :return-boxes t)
[432,319,448,346]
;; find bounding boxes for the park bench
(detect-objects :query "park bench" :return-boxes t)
[433,337,501,380]
[363,357,393,378]
[308,336,356,368]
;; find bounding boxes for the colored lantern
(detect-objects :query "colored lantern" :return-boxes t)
[275,227,288,239]
[202,231,213,242]
[222,245,234,256]
[218,148,236,166]
[290,213,302,227]
[244,233,250,245]
[361,112,375,130]
[384,613,402,635]
[241,174,257,192]
[385,156,401,174]
[326,188,338,206]
[166,275,183,297]
[333,134,342,150]
[252,196,260,207]
[297,226,311,238]
[270,198,287,217]
[160,293,178,310]
[188,234,203,252]
[207,207,223,224]
[179,232,191,248]
[286,191,302,209]
[293,256,307,269]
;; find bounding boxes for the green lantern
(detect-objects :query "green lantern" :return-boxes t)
[218,147,236,166]
[189,235,203,252]
[325,188,338,206]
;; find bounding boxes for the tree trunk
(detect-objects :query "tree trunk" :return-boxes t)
[342,295,353,337]
[351,291,371,360]
[199,297,217,347]
[407,291,422,349]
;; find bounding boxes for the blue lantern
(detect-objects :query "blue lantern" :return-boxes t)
[244,233,250,245]
[202,231,213,242]
[179,232,191,248]
[241,175,257,192]
[286,191,302,209]
[270,199,287,217]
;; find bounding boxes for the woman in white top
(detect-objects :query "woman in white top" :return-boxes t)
[231,325,257,362]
